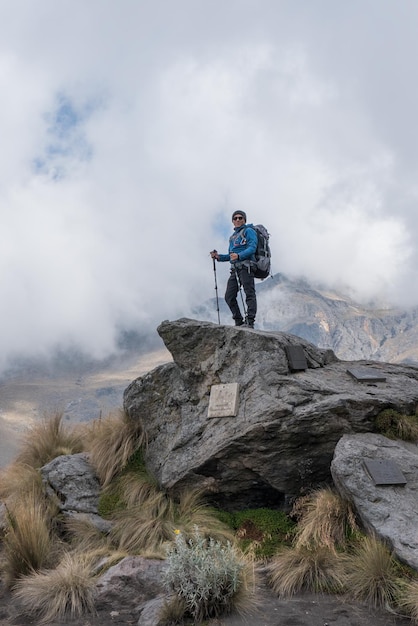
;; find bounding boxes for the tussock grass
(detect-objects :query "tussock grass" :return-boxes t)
[15,411,84,469]
[85,410,146,487]
[3,490,59,585]
[292,487,358,551]
[340,535,405,609]
[397,578,418,622]
[375,408,418,442]
[397,416,418,442]
[118,468,158,507]
[159,594,188,624]
[12,551,97,624]
[110,487,233,556]
[266,545,345,597]
[63,515,112,553]
[0,462,44,503]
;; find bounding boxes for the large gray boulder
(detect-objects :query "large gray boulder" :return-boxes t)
[123,318,418,510]
[331,433,418,570]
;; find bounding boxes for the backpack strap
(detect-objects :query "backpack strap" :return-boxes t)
[229,225,247,245]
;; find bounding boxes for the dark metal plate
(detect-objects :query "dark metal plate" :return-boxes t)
[347,367,386,383]
[364,459,407,486]
[285,345,308,371]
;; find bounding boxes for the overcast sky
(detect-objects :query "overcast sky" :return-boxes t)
[1,0,417,367]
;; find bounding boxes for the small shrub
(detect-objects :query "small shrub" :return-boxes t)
[162,527,255,623]
[292,488,358,551]
[15,411,83,469]
[12,552,96,624]
[341,535,404,608]
[375,409,418,442]
[266,545,345,597]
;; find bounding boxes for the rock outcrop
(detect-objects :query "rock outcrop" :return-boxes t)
[41,452,112,533]
[331,433,418,570]
[123,318,418,510]
[95,556,166,623]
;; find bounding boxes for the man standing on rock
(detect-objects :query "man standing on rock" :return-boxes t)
[210,210,257,328]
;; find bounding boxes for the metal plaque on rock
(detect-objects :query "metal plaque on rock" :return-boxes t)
[285,345,308,371]
[364,459,407,486]
[208,383,239,418]
[347,367,386,383]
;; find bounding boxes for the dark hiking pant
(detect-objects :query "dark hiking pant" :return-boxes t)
[225,266,257,324]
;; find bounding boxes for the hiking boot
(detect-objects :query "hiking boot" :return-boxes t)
[234,319,244,326]
[246,320,255,329]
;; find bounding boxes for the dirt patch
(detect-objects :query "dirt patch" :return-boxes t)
[0,570,411,626]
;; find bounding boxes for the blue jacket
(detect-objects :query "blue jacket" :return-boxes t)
[218,224,258,264]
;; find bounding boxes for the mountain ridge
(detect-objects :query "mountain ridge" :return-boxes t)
[251,273,418,364]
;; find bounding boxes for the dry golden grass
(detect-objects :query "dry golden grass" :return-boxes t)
[110,487,233,556]
[15,411,84,469]
[396,415,418,442]
[117,468,158,508]
[397,578,418,622]
[12,551,97,624]
[159,594,188,624]
[232,556,259,618]
[63,515,112,553]
[375,409,418,442]
[292,487,358,551]
[266,545,345,597]
[341,535,404,609]
[3,490,60,585]
[85,410,145,487]
[0,462,44,503]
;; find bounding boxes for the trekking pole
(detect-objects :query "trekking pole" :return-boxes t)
[234,268,248,323]
[211,253,221,325]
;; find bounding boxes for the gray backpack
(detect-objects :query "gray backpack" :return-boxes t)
[251,224,272,279]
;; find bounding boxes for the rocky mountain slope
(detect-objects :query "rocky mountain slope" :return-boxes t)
[201,273,418,363]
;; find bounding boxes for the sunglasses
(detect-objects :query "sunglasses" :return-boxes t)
[233,215,244,221]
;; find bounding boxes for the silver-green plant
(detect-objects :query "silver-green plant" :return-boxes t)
[162,526,247,623]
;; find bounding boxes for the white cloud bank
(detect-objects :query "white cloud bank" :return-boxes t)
[0,0,417,368]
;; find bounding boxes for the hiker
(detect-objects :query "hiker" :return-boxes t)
[210,210,257,328]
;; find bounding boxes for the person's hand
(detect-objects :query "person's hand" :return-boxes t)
[210,250,219,260]
[230,252,239,261]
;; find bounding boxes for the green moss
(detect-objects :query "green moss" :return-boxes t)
[122,447,147,474]
[214,507,295,559]
[233,508,294,536]
[212,510,235,528]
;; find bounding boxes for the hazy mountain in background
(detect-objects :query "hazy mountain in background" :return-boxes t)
[199,273,418,364]
[2,272,418,467]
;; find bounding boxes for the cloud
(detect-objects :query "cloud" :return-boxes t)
[0,0,417,369]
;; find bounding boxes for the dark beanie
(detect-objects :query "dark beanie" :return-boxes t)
[232,210,247,222]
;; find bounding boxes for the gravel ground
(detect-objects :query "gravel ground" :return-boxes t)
[0,577,412,626]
